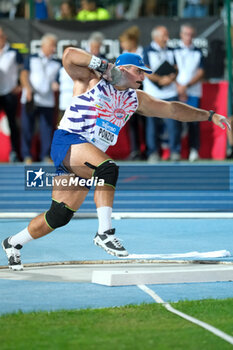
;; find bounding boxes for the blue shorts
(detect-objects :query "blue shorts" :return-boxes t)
[50,129,89,174]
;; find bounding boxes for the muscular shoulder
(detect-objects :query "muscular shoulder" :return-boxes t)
[136,90,150,114]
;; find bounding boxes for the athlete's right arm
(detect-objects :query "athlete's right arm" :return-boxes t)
[63,47,109,82]
[62,47,120,86]
[62,47,94,81]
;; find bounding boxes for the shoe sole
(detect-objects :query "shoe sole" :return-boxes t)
[1,241,24,271]
[9,265,24,271]
[93,238,129,257]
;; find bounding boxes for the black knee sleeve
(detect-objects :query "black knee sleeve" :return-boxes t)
[45,200,75,230]
[94,160,119,188]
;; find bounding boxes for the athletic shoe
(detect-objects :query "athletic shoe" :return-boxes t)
[23,156,33,165]
[9,151,19,163]
[1,237,23,271]
[170,152,181,161]
[227,148,233,159]
[128,151,141,161]
[147,152,160,163]
[93,229,129,257]
[189,148,199,162]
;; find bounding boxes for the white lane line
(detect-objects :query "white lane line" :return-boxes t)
[125,250,231,259]
[138,284,233,346]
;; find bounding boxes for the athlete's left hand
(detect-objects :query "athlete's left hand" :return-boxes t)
[212,114,231,130]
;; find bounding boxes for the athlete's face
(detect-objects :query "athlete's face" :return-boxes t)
[121,66,145,89]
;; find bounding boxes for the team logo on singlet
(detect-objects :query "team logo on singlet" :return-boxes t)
[114,108,126,120]
[61,80,138,149]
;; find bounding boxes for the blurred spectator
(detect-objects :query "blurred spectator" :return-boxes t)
[58,45,74,121]
[116,0,172,19]
[20,33,61,163]
[123,0,143,19]
[0,26,23,162]
[143,26,181,162]
[57,0,76,20]
[119,25,143,56]
[25,0,53,19]
[139,0,176,17]
[35,0,52,19]
[0,0,22,19]
[87,31,105,57]
[15,0,27,18]
[35,0,53,19]
[119,26,145,160]
[58,66,73,121]
[140,0,158,17]
[174,23,205,162]
[183,0,209,18]
[0,0,14,18]
[114,2,125,19]
[76,0,110,21]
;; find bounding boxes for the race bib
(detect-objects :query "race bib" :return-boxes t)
[92,118,120,146]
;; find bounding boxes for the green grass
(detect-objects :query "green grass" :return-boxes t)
[1,299,233,350]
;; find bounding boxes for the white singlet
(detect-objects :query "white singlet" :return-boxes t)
[59,79,139,152]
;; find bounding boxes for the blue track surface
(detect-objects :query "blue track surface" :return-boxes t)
[1,218,233,314]
[0,163,233,213]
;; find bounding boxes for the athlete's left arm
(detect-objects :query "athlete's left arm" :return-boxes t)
[136,90,230,130]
